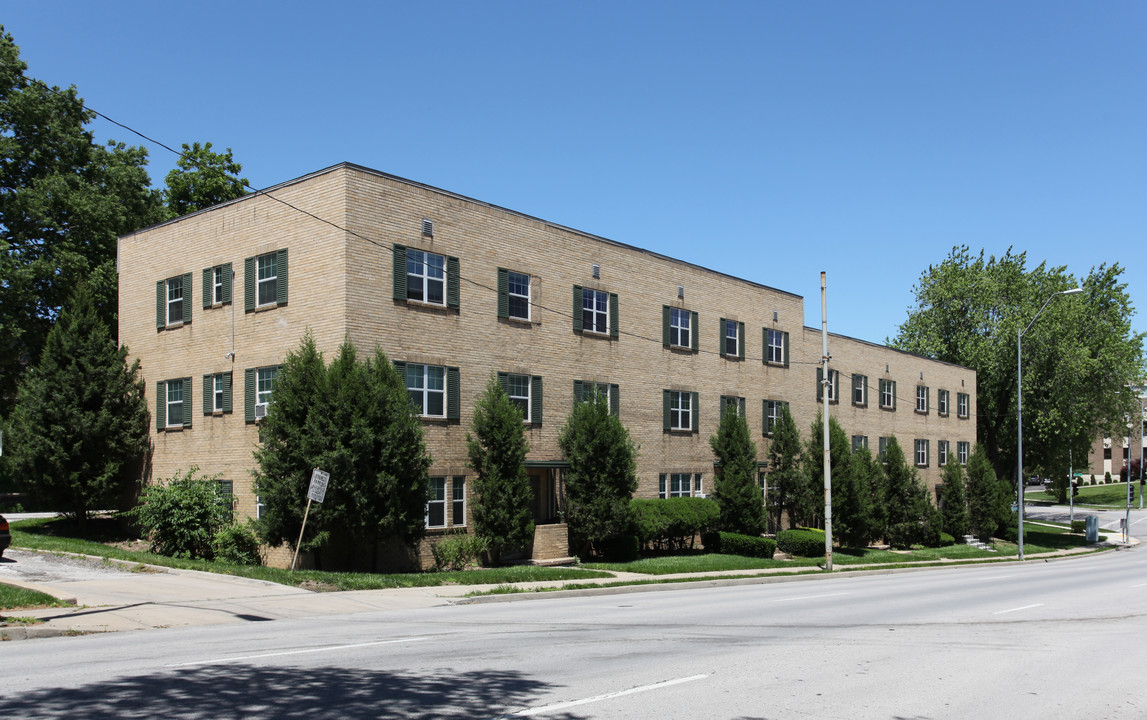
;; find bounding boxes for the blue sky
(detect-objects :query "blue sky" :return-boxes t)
[5,2,1144,346]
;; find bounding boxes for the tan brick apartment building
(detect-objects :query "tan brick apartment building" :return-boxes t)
[118,163,977,566]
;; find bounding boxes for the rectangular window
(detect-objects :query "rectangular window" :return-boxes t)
[916,385,929,414]
[659,472,699,498]
[957,392,970,418]
[203,372,232,415]
[213,266,225,305]
[167,276,184,324]
[1104,445,1112,460]
[407,364,446,418]
[915,439,930,467]
[851,435,868,453]
[426,477,447,528]
[256,367,277,405]
[508,271,530,320]
[507,373,531,422]
[166,380,184,428]
[452,477,466,526]
[957,441,970,465]
[817,368,839,403]
[245,250,287,312]
[668,390,692,431]
[257,252,278,307]
[215,480,234,524]
[213,374,225,412]
[724,319,739,357]
[852,374,867,407]
[575,380,619,416]
[583,288,610,334]
[669,307,691,348]
[406,248,446,305]
[937,389,949,416]
[766,329,785,365]
[879,436,891,459]
[938,440,949,466]
[763,399,788,436]
[720,395,745,419]
[880,379,897,410]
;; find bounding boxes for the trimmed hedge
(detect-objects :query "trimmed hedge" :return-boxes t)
[776,528,825,557]
[598,534,640,562]
[631,497,720,552]
[702,531,777,559]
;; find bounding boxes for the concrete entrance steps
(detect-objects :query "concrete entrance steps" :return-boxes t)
[963,534,997,551]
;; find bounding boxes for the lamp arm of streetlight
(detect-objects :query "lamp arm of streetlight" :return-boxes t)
[1019,288,1083,341]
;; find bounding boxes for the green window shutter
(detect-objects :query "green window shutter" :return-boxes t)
[609,293,619,339]
[662,390,671,430]
[719,318,727,357]
[762,399,769,435]
[446,367,460,421]
[662,306,671,347]
[156,280,165,329]
[573,379,584,406]
[572,286,583,333]
[832,370,839,401]
[223,371,232,413]
[392,245,407,301]
[222,262,232,304]
[276,249,288,306]
[738,322,745,359]
[446,255,460,309]
[497,371,509,394]
[609,384,619,417]
[244,257,255,312]
[497,268,509,319]
[244,368,256,422]
[690,311,698,351]
[182,377,193,427]
[531,375,543,426]
[202,374,212,415]
[659,473,667,498]
[181,273,192,323]
[892,381,897,410]
[202,268,212,308]
[719,395,729,420]
[738,397,746,416]
[783,332,790,368]
[817,367,824,401]
[691,392,699,432]
[155,380,166,431]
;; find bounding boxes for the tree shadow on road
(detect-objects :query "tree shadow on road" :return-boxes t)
[0,663,586,719]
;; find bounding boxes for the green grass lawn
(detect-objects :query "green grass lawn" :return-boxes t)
[9,516,612,590]
[1026,481,1139,507]
[0,582,69,617]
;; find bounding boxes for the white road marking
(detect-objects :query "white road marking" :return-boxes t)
[167,637,427,667]
[507,674,709,716]
[993,603,1044,615]
[772,592,848,602]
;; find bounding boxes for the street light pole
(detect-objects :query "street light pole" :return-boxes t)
[1017,287,1083,561]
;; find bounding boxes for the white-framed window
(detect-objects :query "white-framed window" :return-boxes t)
[407,364,446,417]
[213,374,225,413]
[853,374,867,406]
[166,276,184,325]
[668,390,692,431]
[451,477,466,526]
[880,379,896,409]
[915,439,929,467]
[582,288,609,334]
[668,308,690,347]
[508,271,530,321]
[660,472,701,498]
[916,385,929,414]
[256,252,278,307]
[764,399,788,436]
[213,265,226,305]
[724,320,739,356]
[818,368,839,403]
[256,495,265,520]
[879,436,891,459]
[957,392,970,418]
[256,366,277,405]
[406,248,446,305]
[166,380,184,428]
[507,373,531,422]
[957,441,970,465]
[937,389,949,416]
[426,476,466,529]
[720,395,745,419]
[938,440,949,466]
[852,435,868,452]
[766,329,785,364]
[426,477,447,528]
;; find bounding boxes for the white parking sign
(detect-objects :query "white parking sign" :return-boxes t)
[308,468,330,503]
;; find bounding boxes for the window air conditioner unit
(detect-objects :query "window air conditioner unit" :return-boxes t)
[254,403,268,420]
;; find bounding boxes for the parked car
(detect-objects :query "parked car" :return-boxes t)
[0,514,10,557]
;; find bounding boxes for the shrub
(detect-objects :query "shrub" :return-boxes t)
[431,531,490,571]
[630,497,719,552]
[133,467,230,559]
[776,528,825,557]
[1105,472,1112,484]
[702,531,777,558]
[598,534,640,562]
[1003,527,1019,543]
[936,532,956,547]
[213,522,262,565]
[886,522,921,549]
[1071,520,1086,533]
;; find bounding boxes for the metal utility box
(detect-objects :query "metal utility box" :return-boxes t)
[1085,515,1099,543]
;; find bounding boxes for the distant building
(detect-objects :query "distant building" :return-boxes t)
[1082,387,1146,482]
[118,163,977,568]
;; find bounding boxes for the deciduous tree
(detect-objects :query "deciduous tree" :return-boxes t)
[163,141,248,217]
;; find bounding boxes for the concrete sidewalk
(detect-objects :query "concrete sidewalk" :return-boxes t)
[0,540,1133,641]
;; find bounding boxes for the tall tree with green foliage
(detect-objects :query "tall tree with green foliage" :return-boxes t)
[892,246,1145,483]
[880,436,928,547]
[966,443,1008,541]
[805,414,869,545]
[7,284,149,527]
[467,375,534,563]
[559,389,639,556]
[709,409,764,536]
[851,446,886,544]
[0,28,165,412]
[939,459,969,539]
[765,404,804,531]
[163,141,248,218]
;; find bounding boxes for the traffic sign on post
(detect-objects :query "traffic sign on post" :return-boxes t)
[308,468,330,503]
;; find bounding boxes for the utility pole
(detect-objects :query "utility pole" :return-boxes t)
[821,272,833,572]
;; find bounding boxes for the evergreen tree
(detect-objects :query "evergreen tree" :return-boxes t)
[163,141,248,217]
[939,459,969,539]
[467,375,534,563]
[765,404,804,531]
[8,284,149,527]
[709,409,763,536]
[880,436,928,547]
[851,447,886,545]
[805,414,867,545]
[966,443,1007,541]
[559,388,639,556]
